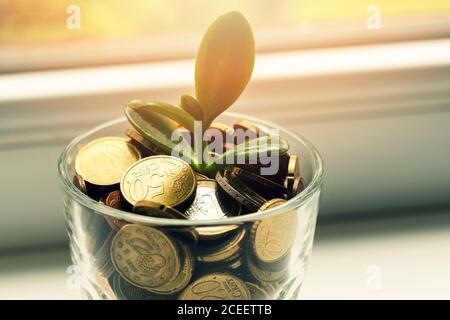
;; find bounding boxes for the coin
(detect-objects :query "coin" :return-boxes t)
[215,169,266,212]
[185,180,241,221]
[179,273,250,300]
[133,200,188,219]
[258,198,287,212]
[148,244,194,295]
[111,272,165,300]
[73,174,87,194]
[284,155,299,192]
[245,282,269,300]
[125,128,163,156]
[231,167,286,197]
[246,255,288,283]
[287,155,299,177]
[75,137,141,186]
[120,155,196,207]
[104,191,129,231]
[195,225,241,241]
[250,199,297,267]
[288,176,304,199]
[197,227,246,263]
[111,224,181,289]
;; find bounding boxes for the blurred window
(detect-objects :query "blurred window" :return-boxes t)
[1,0,450,72]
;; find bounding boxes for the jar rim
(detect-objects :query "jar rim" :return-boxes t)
[58,111,324,226]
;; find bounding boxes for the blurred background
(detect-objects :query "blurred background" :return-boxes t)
[0,0,449,299]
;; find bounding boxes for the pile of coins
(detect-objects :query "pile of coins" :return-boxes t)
[73,120,305,300]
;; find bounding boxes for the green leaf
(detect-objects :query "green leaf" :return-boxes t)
[129,101,196,133]
[195,11,255,127]
[180,94,204,121]
[204,136,289,175]
[125,101,194,161]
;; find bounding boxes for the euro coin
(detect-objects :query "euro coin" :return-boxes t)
[231,167,286,197]
[246,281,269,300]
[246,255,288,283]
[196,227,246,263]
[195,225,241,241]
[73,174,87,194]
[104,191,129,231]
[179,273,250,300]
[215,169,265,212]
[133,200,188,220]
[148,244,194,295]
[284,155,299,192]
[110,224,181,289]
[250,199,297,267]
[288,176,305,199]
[125,128,162,156]
[111,272,165,300]
[185,180,241,221]
[120,155,196,207]
[75,137,141,186]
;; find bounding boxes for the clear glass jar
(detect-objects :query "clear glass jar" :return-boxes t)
[58,112,324,300]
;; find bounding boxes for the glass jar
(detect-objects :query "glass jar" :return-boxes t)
[58,112,324,300]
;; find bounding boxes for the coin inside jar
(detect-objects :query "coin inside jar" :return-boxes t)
[120,155,196,207]
[215,169,266,212]
[133,200,188,219]
[284,155,300,192]
[75,137,141,186]
[125,128,162,156]
[179,273,250,300]
[194,225,241,241]
[246,281,270,300]
[288,175,305,199]
[250,199,297,267]
[231,167,287,198]
[110,224,181,289]
[185,180,241,221]
[196,227,246,263]
[73,174,88,194]
[148,244,194,295]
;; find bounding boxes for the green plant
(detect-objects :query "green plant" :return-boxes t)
[125,11,288,177]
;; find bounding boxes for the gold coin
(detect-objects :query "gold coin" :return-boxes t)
[195,225,241,241]
[246,255,288,283]
[133,200,188,219]
[252,199,297,264]
[197,227,246,263]
[75,137,141,186]
[287,155,299,177]
[179,273,250,300]
[148,244,194,295]
[120,155,196,207]
[110,224,181,289]
[125,128,162,156]
[258,198,287,212]
[285,155,299,191]
[245,282,269,300]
